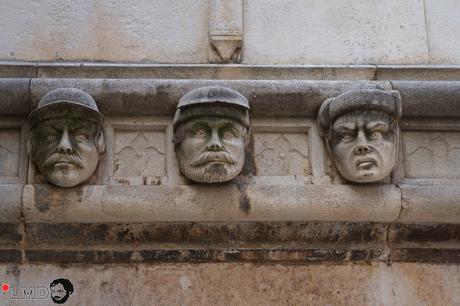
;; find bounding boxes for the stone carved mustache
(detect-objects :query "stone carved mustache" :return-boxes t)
[190,151,237,167]
[43,152,85,168]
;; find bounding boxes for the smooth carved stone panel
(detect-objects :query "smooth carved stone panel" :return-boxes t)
[113,130,166,181]
[403,131,460,179]
[254,132,311,176]
[0,128,21,177]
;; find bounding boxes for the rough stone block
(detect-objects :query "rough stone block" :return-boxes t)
[0,0,209,63]
[243,0,428,65]
[23,184,401,223]
[402,131,460,179]
[0,185,23,223]
[399,185,460,224]
[2,263,459,305]
[425,0,460,64]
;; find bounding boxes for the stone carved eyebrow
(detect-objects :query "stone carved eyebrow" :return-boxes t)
[366,121,389,131]
[333,122,356,132]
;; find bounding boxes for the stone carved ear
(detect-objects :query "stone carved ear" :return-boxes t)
[95,128,105,154]
[317,97,334,138]
[27,130,36,159]
[389,90,403,121]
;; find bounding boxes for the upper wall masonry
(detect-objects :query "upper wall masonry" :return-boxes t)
[1,0,460,64]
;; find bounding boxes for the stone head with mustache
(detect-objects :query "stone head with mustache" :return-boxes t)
[29,88,105,187]
[318,88,402,183]
[174,86,250,183]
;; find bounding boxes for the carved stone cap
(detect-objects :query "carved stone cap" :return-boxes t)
[318,89,402,137]
[174,86,250,130]
[29,88,103,129]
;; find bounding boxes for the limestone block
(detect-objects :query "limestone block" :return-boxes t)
[392,81,460,118]
[0,79,30,116]
[0,185,23,223]
[22,184,401,223]
[0,0,209,63]
[399,185,460,223]
[34,63,377,80]
[29,78,391,118]
[209,0,243,63]
[243,0,429,65]
[1,263,459,305]
[425,0,460,64]
[402,130,460,179]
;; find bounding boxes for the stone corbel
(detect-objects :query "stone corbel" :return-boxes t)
[209,0,243,63]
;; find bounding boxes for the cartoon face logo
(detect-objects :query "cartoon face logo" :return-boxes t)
[50,279,74,304]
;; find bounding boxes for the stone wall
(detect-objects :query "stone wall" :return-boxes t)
[1,0,460,305]
[1,0,460,64]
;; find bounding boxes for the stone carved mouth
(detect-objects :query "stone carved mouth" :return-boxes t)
[355,157,377,170]
[191,152,236,167]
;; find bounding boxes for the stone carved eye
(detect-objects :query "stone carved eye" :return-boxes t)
[43,133,57,143]
[221,129,237,139]
[369,131,382,139]
[192,128,208,138]
[74,133,90,142]
[341,134,354,142]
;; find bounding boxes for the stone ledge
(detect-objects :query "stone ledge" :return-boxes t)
[3,62,460,81]
[22,184,401,223]
[1,78,460,118]
[399,185,460,224]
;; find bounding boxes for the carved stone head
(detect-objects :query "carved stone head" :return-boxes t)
[318,89,402,183]
[174,86,250,183]
[29,88,105,187]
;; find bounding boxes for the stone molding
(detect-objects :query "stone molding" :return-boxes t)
[0,75,459,263]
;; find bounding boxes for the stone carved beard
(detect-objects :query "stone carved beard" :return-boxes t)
[179,150,242,183]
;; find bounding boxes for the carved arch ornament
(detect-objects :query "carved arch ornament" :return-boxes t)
[28,87,403,187]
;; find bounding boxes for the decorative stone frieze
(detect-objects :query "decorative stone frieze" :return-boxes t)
[173,86,250,183]
[28,88,105,187]
[318,89,402,183]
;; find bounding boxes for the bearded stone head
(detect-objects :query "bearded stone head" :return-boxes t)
[29,88,105,187]
[174,86,250,183]
[318,89,402,183]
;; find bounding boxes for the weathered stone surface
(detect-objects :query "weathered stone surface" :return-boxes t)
[0,263,459,305]
[29,79,392,118]
[0,62,36,78]
[375,65,460,81]
[425,0,460,64]
[0,79,30,115]
[243,0,428,65]
[26,222,388,248]
[399,185,460,224]
[22,184,401,223]
[392,81,460,118]
[25,249,386,264]
[402,131,460,179]
[0,0,209,63]
[0,185,23,223]
[391,249,460,263]
[389,224,460,249]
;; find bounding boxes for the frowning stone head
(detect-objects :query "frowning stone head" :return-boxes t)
[29,88,105,187]
[174,86,250,183]
[318,89,402,183]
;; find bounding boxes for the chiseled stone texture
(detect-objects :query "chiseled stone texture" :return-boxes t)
[243,0,428,65]
[0,0,209,63]
[425,0,460,64]
[0,263,459,305]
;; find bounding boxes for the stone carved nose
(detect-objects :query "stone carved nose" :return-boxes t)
[353,131,371,155]
[57,129,73,154]
[206,131,223,151]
